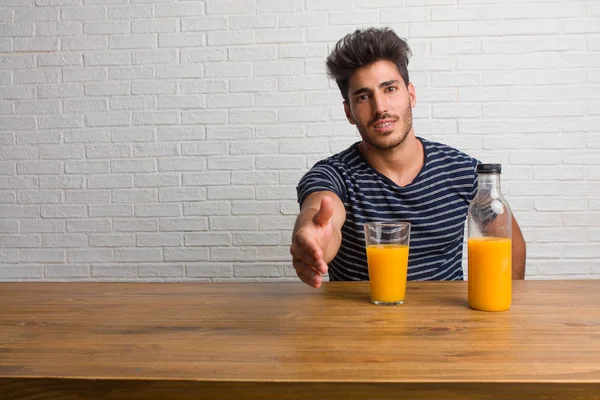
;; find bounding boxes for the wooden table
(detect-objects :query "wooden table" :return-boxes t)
[0,280,599,399]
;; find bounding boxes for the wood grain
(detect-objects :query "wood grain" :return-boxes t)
[1,280,599,399]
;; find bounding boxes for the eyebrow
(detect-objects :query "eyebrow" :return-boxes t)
[351,80,401,96]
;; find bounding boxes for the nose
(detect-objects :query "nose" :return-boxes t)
[371,92,387,117]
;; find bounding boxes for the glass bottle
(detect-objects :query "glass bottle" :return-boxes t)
[467,163,512,312]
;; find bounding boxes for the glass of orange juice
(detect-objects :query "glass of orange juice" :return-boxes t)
[364,222,411,305]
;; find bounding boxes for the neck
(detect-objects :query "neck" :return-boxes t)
[358,130,424,187]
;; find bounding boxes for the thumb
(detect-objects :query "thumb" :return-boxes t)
[312,196,334,227]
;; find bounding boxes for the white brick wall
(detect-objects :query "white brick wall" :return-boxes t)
[0,0,599,281]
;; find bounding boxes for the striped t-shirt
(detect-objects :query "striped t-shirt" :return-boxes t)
[296,137,479,281]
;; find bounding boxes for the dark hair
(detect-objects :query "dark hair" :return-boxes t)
[326,27,412,103]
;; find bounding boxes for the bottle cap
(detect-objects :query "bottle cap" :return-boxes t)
[476,163,502,174]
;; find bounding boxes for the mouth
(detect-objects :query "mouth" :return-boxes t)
[371,119,396,133]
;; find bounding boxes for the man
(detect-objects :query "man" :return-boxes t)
[290,27,526,288]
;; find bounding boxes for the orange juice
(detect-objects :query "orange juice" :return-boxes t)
[468,237,512,312]
[366,244,409,304]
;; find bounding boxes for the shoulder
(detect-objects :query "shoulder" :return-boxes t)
[420,137,479,170]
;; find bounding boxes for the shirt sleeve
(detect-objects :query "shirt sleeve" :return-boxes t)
[296,161,346,208]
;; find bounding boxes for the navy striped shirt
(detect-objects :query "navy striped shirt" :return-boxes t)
[296,137,480,281]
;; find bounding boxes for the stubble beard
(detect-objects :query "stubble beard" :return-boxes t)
[357,105,413,152]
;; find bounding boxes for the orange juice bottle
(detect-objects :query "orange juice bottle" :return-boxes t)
[467,164,513,312]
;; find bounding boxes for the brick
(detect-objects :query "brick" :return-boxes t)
[87,144,132,159]
[14,67,60,85]
[68,249,113,263]
[160,218,207,232]
[207,156,253,171]
[137,233,181,247]
[155,2,205,17]
[279,12,328,27]
[205,62,252,78]
[39,115,84,129]
[459,20,558,36]
[211,247,257,262]
[0,191,15,204]
[132,49,177,65]
[256,186,296,200]
[0,234,40,248]
[234,264,283,278]
[181,48,227,63]
[0,219,19,233]
[112,189,156,204]
[164,248,208,262]
[0,22,33,36]
[159,33,205,48]
[63,67,107,83]
[230,78,276,93]
[209,216,257,231]
[186,263,233,278]
[61,6,107,20]
[258,124,305,138]
[279,108,328,122]
[184,201,229,216]
[182,110,227,124]
[132,111,178,126]
[157,126,205,142]
[256,156,305,170]
[0,250,18,263]
[563,18,600,34]
[186,232,231,246]
[84,51,130,66]
[109,34,156,49]
[230,15,277,29]
[182,16,227,31]
[180,79,227,94]
[230,141,278,155]
[228,47,277,61]
[158,94,205,109]
[182,172,229,187]
[41,205,86,219]
[234,232,280,246]
[109,67,153,80]
[0,117,35,131]
[89,204,133,217]
[135,204,180,217]
[39,176,83,190]
[108,6,153,19]
[62,36,107,50]
[159,188,206,202]
[41,234,87,248]
[44,265,90,278]
[84,83,130,97]
[111,95,156,111]
[279,76,329,91]
[231,171,278,185]
[84,21,129,35]
[258,215,296,231]
[110,127,154,143]
[206,0,254,14]
[0,265,43,279]
[535,198,586,212]
[67,220,111,233]
[231,201,278,215]
[133,143,178,158]
[91,265,139,279]
[230,110,277,124]
[17,190,61,204]
[115,248,162,262]
[158,158,205,172]
[0,87,34,101]
[33,82,83,98]
[256,245,290,261]
[254,61,303,77]
[181,141,227,156]
[14,38,59,52]
[113,219,157,232]
[139,263,185,278]
[256,93,302,107]
[17,161,61,175]
[207,94,253,108]
[208,31,255,46]
[256,28,303,44]
[132,79,186,95]
[134,173,178,188]
[22,221,65,233]
[208,186,254,200]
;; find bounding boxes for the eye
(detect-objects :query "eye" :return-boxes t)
[356,94,369,102]
[385,86,397,93]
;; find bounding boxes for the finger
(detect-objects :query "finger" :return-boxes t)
[293,259,321,288]
[312,196,334,227]
[292,234,322,264]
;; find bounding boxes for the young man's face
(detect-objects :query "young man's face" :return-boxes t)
[344,60,416,151]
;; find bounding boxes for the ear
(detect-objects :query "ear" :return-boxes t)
[408,82,417,108]
[344,101,356,125]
